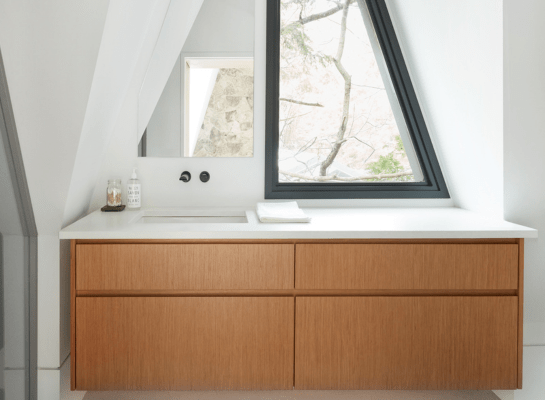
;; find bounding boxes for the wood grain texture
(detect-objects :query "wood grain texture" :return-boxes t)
[76,244,294,290]
[75,239,518,244]
[76,289,517,297]
[70,239,76,391]
[76,297,294,390]
[296,244,519,290]
[70,239,525,391]
[518,239,524,389]
[295,296,518,390]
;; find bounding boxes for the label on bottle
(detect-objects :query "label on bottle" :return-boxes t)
[127,183,141,208]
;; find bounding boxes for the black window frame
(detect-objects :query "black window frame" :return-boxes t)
[265,0,450,199]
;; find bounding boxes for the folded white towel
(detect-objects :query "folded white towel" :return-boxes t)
[256,202,311,223]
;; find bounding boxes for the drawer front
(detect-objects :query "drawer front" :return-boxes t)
[76,297,294,390]
[76,244,294,290]
[296,244,518,289]
[295,296,518,390]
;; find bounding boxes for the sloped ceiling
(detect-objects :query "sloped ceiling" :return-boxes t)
[0,0,110,235]
[0,0,205,233]
[62,0,172,227]
[63,0,205,227]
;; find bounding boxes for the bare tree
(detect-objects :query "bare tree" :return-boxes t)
[281,170,413,182]
[278,0,414,183]
[319,0,351,176]
[281,0,356,34]
[280,98,324,107]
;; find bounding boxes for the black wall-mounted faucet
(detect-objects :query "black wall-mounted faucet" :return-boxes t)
[179,171,191,182]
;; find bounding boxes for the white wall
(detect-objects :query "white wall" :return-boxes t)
[515,347,545,400]
[387,0,504,217]
[92,0,266,210]
[89,0,488,214]
[504,0,545,347]
[504,1,545,397]
[66,0,204,224]
[0,1,111,398]
[63,0,173,227]
[0,0,208,395]
[0,0,110,236]
[0,2,111,398]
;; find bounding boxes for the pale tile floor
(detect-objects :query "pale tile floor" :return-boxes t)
[60,355,518,400]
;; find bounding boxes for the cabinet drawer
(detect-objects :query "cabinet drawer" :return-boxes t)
[296,244,518,289]
[76,244,294,290]
[295,296,518,390]
[76,297,294,390]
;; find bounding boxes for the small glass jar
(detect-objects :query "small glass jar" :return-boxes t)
[107,179,122,207]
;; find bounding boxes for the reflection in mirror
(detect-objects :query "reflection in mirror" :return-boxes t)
[187,58,254,157]
[138,0,255,158]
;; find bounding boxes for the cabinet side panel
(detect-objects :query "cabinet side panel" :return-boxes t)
[70,239,76,390]
[295,296,518,390]
[518,238,524,389]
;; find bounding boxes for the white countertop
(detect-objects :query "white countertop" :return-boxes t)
[59,207,537,240]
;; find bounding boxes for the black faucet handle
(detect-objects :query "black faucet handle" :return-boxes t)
[200,171,210,183]
[179,171,191,182]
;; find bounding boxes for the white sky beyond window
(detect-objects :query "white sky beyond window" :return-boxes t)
[278,0,424,183]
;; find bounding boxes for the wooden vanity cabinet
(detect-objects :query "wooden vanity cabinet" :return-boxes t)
[76,243,295,290]
[295,296,518,390]
[295,244,519,290]
[71,239,524,391]
[76,297,294,390]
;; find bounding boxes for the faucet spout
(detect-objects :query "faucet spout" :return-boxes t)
[179,171,191,182]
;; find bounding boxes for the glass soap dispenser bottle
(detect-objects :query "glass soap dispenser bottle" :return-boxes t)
[127,168,141,210]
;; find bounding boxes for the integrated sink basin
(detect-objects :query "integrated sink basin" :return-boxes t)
[136,210,248,224]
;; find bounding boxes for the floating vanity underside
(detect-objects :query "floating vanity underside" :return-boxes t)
[71,238,525,391]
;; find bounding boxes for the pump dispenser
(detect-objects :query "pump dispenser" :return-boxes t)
[127,168,141,210]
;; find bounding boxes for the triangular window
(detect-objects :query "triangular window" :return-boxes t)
[266,0,449,198]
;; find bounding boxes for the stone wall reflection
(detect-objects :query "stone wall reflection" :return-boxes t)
[193,68,254,158]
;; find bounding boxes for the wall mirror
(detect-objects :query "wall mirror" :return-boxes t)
[138,0,255,158]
